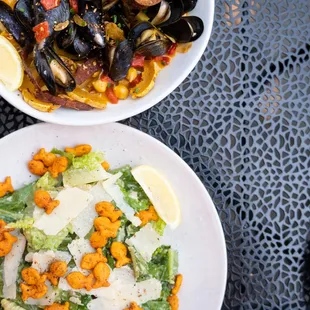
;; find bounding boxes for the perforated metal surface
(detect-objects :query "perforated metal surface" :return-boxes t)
[0,0,310,309]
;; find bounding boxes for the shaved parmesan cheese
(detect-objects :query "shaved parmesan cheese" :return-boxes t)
[26,282,58,306]
[72,183,112,238]
[34,188,93,235]
[87,267,162,310]
[33,205,45,220]
[126,223,161,262]
[25,250,72,273]
[63,165,112,187]
[68,239,94,274]
[102,173,141,226]
[3,231,26,299]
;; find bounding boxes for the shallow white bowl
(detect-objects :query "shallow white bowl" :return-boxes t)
[0,123,227,309]
[0,0,214,125]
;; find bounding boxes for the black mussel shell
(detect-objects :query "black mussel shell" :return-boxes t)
[109,39,134,81]
[147,0,170,26]
[14,0,34,30]
[157,0,184,27]
[182,0,197,13]
[72,32,92,58]
[0,1,31,47]
[128,21,153,42]
[34,48,57,95]
[34,47,76,95]
[81,11,105,48]
[33,0,70,36]
[136,39,170,57]
[160,16,204,43]
[56,22,77,49]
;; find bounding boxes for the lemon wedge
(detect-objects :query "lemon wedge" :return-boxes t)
[0,35,24,91]
[131,165,181,230]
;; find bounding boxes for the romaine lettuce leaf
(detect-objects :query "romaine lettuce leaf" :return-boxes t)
[57,290,92,309]
[113,166,151,212]
[23,225,73,251]
[72,152,105,170]
[129,245,178,283]
[7,218,34,229]
[35,172,59,190]
[142,300,171,310]
[152,218,166,236]
[0,183,34,223]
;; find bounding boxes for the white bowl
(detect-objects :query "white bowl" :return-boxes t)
[0,122,227,309]
[0,0,214,126]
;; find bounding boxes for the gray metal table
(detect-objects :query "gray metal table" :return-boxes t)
[0,0,310,309]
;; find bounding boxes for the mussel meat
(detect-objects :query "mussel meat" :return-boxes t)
[160,16,203,43]
[108,39,134,81]
[0,1,31,47]
[35,46,76,95]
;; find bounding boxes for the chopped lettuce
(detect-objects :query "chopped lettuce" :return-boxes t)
[72,152,104,170]
[7,218,34,229]
[0,183,34,223]
[142,300,171,310]
[126,223,140,238]
[35,172,59,190]
[0,257,4,298]
[152,218,166,236]
[56,290,91,310]
[23,225,73,251]
[129,245,178,283]
[113,166,151,212]
[1,299,28,310]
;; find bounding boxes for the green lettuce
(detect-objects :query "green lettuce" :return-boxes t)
[0,183,34,223]
[142,300,171,310]
[129,245,178,283]
[57,290,92,310]
[114,166,151,211]
[35,172,59,190]
[23,225,73,251]
[72,152,104,170]
[7,218,34,229]
[152,218,166,236]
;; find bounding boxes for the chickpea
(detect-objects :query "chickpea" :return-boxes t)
[126,67,138,82]
[93,80,108,93]
[113,84,129,100]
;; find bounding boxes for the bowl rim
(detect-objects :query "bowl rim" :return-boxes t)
[0,0,215,126]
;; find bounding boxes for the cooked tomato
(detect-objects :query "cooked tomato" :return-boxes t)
[100,75,113,83]
[69,0,78,13]
[129,74,142,88]
[33,21,50,43]
[154,55,171,66]
[167,43,177,56]
[131,55,145,68]
[40,0,60,10]
[106,86,118,104]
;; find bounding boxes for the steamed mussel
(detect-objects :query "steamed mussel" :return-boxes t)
[0,0,205,110]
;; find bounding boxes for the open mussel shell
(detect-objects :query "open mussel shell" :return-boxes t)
[147,0,171,26]
[160,16,203,43]
[56,22,77,49]
[182,0,197,13]
[34,47,76,95]
[72,32,93,58]
[81,11,105,48]
[109,39,134,81]
[14,0,34,31]
[128,21,153,42]
[136,39,170,57]
[0,1,31,47]
[156,0,184,27]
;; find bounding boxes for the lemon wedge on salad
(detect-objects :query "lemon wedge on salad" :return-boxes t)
[0,35,24,91]
[131,165,181,229]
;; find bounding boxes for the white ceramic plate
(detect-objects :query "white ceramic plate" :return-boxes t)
[0,122,226,309]
[0,0,214,126]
